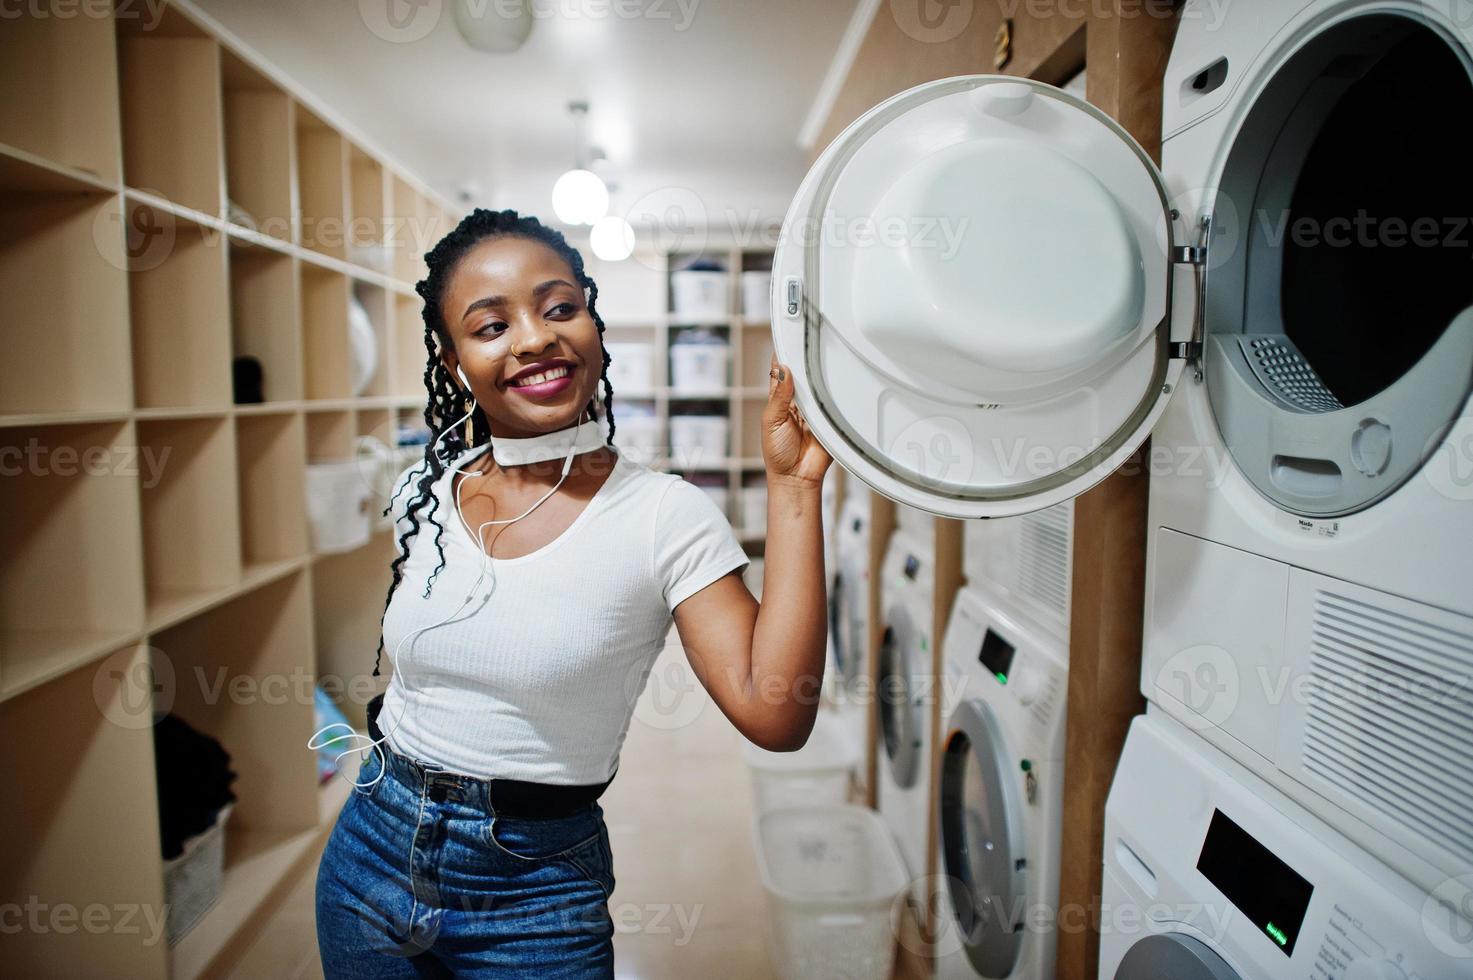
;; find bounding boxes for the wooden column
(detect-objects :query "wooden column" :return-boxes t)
[1055,7,1181,979]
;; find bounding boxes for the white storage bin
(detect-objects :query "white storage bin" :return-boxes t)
[740,477,767,533]
[671,269,729,319]
[742,270,772,319]
[669,414,728,464]
[744,709,855,812]
[752,805,908,980]
[163,802,234,946]
[613,405,662,464]
[604,341,654,394]
[306,459,373,554]
[669,328,729,393]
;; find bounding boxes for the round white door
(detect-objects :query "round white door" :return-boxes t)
[772,76,1184,518]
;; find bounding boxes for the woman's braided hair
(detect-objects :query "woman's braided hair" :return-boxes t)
[371,208,617,677]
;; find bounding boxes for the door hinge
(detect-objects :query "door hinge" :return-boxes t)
[1169,214,1212,379]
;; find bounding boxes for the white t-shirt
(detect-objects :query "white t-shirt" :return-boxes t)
[376,445,750,784]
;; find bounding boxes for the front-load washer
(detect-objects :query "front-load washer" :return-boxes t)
[828,479,873,757]
[1101,710,1473,977]
[933,585,1069,979]
[875,525,937,899]
[772,0,1473,912]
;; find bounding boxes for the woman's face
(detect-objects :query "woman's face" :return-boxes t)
[438,236,602,440]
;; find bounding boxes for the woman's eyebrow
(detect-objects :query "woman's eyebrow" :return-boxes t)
[461,279,578,320]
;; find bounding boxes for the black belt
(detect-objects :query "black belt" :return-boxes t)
[365,693,615,819]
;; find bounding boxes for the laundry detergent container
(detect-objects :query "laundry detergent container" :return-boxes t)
[753,804,908,980]
[744,708,856,812]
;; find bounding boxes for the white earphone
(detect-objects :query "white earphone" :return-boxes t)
[307,362,586,789]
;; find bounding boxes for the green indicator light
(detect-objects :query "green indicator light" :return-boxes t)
[1265,922,1288,947]
[995,672,1008,685]
[1020,759,1032,772]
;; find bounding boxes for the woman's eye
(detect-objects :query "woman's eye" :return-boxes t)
[546,302,576,318]
[477,322,507,337]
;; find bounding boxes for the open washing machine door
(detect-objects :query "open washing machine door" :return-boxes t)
[939,698,1028,978]
[773,76,1187,519]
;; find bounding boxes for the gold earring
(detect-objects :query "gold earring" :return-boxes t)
[463,397,474,445]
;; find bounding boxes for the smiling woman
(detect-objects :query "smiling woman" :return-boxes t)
[312,208,833,979]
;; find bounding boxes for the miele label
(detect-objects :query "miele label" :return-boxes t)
[1280,512,1342,538]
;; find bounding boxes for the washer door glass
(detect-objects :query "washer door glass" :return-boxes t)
[773,76,1179,519]
[878,602,921,788]
[940,699,1027,977]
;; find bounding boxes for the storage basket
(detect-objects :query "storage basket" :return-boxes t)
[163,802,234,946]
[752,804,908,980]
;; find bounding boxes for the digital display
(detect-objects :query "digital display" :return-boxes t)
[978,628,1015,686]
[1196,809,1313,956]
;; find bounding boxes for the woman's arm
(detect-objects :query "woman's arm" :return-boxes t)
[671,356,833,752]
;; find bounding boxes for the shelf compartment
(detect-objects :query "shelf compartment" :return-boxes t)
[222,51,293,243]
[0,643,168,976]
[117,26,224,216]
[389,174,428,285]
[0,5,122,185]
[296,106,348,260]
[149,570,321,979]
[306,410,354,462]
[351,281,390,398]
[0,421,145,700]
[301,264,351,400]
[236,413,308,570]
[138,417,242,626]
[128,203,232,410]
[740,398,767,459]
[0,192,132,415]
[391,292,428,398]
[348,145,388,270]
[740,327,776,388]
[312,530,396,727]
[229,240,301,403]
[355,407,393,443]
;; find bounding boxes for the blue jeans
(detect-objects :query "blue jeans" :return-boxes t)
[315,745,616,978]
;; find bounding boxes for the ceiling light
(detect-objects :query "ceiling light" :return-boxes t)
[590,214,635,261]
[452,0,534,52]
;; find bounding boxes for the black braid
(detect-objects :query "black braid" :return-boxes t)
[372,208,618,677]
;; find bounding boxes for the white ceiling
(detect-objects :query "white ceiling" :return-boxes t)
[192,0,863,236]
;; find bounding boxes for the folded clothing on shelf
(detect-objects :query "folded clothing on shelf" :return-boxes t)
[153,714,238,860]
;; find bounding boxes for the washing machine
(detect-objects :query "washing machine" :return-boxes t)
[931,582,1070,980]
[828,479,872,755]
[1101,710,1473,977]
[875,524,936,895]
[962,500,1075,645]
[771,0,1473,926]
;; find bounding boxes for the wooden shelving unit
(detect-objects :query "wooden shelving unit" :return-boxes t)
[0,2,459,977]
[589,243,776,549]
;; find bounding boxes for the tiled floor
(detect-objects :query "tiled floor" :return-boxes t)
[227,593,776,979]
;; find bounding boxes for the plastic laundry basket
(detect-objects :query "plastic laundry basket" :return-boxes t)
[752,805,908,980]
[744,708,857,813]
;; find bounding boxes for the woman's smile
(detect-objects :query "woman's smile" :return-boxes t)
[505,359,577,399]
